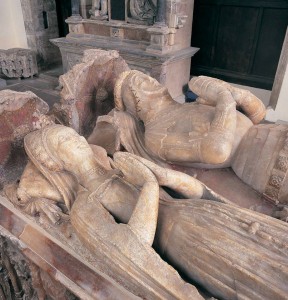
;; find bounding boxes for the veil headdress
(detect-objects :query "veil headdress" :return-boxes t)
[23,125,78,211]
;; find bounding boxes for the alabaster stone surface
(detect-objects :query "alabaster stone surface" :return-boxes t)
[53,49,129,137]
[89,70,288,207]
[5,124,288,300]
[5,124,203,300]
[0,90,49,189]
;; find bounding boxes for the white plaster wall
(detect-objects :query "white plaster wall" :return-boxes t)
[266,64,288,123]
[0,0,28,49]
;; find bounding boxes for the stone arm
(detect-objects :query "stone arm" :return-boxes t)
[189,76,266,124]
[200,90,236,164]
[120,153,233,205]
[180,90,236,165]
[112,152,159,246]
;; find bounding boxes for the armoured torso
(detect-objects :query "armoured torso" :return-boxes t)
[232,124,288,204]
[145,103,252,166]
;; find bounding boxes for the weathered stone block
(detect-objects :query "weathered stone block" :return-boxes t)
[0,48,38,78]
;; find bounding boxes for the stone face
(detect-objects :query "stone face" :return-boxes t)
[5,124,204,299]
[87,66,284,205]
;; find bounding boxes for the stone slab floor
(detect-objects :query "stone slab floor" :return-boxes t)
[0,65,62,108]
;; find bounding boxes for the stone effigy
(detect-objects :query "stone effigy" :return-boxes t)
[4,124,288,300]
[89,0,108,19]
[0,90,49,189]
[128,0,156,24]
[0,48,38,79]
[89,70,288,210]
[5,124,204,300]
[53,49,129,137]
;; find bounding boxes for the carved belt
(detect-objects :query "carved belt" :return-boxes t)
[264,131,288,204]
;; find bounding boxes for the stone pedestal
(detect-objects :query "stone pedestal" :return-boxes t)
[51,0,198,98]
[52,33,198,98]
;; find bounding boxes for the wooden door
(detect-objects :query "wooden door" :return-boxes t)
[191,0,288,89]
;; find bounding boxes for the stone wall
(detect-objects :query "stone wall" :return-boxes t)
[20,0,61,69]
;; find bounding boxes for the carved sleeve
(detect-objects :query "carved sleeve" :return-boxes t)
[187,77,237,164]
[199,90,236,164]
[112,152,159,246]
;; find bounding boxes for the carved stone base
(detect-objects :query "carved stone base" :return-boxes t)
[0,196,135,300]
[0,231,78,300]
[51,36,198,99]
[0,48,38,79]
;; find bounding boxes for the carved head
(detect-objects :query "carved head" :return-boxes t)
[114,70,172,120]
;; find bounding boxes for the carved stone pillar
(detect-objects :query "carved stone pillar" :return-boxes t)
[71,0,81,18]
[155,0,166,25]
[67,0,83,34]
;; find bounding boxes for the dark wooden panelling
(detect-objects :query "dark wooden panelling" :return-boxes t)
[214,6,259,73]
[252,8,288,78]
[191,0,288,89]
[190,4,218,68]
[110,0,126,20]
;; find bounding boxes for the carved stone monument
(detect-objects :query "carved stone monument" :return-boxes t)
[88,67,288,210]
[51,0,198,99]
[0,48,38,79]
[1,50,288,300]
[3,124,288,300]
